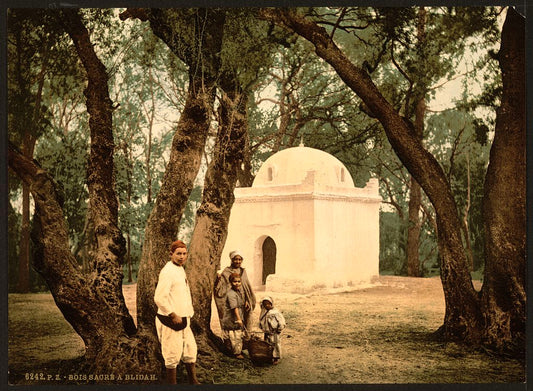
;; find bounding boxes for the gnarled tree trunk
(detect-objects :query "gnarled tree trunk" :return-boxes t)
[480,7,525,353]
[258,7,483,343]
[120,8,227,379]
[187,74,250,368]
[134,68,218,334]
[406,98,425,277]
[8,9,162,380]
[406,8,427,277]
[260,7,525,352]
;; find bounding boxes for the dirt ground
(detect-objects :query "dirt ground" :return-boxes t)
[7,275,526,385]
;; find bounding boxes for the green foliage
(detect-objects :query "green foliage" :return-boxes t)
[338,6,500,274]
[177,185,204,243]
[8,201,49,292]
[426,109,491,270]
[8,8,88,290]
[374,7,418,42]
[379,211,407,275]
[7,6,504,286]
[243,7,500,278]
[110,17,183,274]
[8,202,21,292]
[8,9,59,144]
[221,9,291,88]
[247,37,379,186]
[35,125,90,259]
[472,118,490,146]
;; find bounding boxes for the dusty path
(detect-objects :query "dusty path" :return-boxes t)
[206,276,523,384]
[8,276,525,384]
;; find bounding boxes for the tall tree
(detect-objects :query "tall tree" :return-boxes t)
[128,7,222,309]
[362,7,494,277]
[112,27,180,283]
[405,7,427,277]
[187,74,250,362]
[259,6,525,352]
[133,8,286,367]
[120,9,289,375]
[8,9,55,292]
[9,9,161,377]
[119,8,226,374]
[247,37,378,188]
[479,7,525,352]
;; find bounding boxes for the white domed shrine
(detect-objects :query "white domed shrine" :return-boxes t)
[221,144,381,293]
[252,145,356,189]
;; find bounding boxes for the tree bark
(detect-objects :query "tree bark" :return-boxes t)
[406,8,427,278]
[135,69,217,335]
[62,4,141,355]
[407,98,426,277]
[130,9,225,340]
[406,100,425,277]
[9,145,161,378]
[406,179,422,277]
[259,8,482,343]
[121,140,134,283]
[187,74,249,368]
[480,7,526,353]
[9,10,163,378]
[462,151,474,271]
[236,144,254,188]
[16,179,31,292]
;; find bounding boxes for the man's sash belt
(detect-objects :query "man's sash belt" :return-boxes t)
[157,313,188,331]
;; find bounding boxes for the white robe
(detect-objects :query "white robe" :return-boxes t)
[154,261,197,367]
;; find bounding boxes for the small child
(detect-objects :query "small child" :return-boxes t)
[258,296,286,364]
[221,273,246,359]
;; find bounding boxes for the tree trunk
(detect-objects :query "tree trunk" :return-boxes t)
[406,178,422,277]
[144,65,156,204]
[462,151,474,271]
[480,7,525,353]
[131,9,225,341]
[187,75,249,369]
[405,8,428,278]
[236,133,254,188]
[16,181,31,292]
[126,233,133,283]
[121,139,134,283]
[81,211,96,273]
[9,145,159,378]
[406,97,426,277]
[272,78,291,153]
[135,68,217,333]
[260,8,482,343]
[10,10,162,379]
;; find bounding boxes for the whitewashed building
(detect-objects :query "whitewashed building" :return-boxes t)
[221,144,381,293]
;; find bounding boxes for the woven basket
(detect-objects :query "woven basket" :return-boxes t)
[247,335,274,365]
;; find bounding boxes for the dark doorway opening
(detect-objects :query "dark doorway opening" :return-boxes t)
[262,237,277,284]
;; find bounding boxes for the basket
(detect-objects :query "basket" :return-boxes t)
[247,335,274,365]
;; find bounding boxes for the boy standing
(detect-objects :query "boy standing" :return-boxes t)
[154,240,200,384]
[259,296,286,364]
[221,272,246,359]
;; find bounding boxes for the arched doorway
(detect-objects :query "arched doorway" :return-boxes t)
[262,237,276,284]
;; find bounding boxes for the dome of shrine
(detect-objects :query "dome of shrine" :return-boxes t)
[252,145,354,188]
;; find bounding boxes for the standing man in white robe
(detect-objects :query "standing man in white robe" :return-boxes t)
[154,239,200,384]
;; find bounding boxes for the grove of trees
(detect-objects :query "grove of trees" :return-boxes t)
[7,5,525,381]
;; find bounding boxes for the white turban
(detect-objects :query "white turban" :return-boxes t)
[229,250,243,260]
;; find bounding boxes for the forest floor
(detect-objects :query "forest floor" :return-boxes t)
[8,275,526,386]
